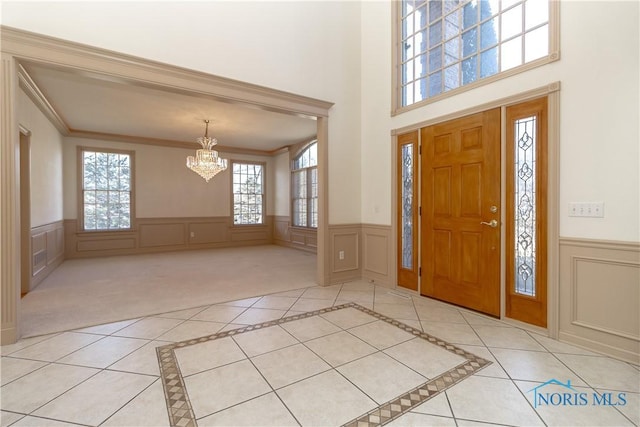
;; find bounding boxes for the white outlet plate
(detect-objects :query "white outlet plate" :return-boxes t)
[569,202,604,218]
[338,251,345,260]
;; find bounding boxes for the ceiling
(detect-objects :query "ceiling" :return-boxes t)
[19,61,318,153]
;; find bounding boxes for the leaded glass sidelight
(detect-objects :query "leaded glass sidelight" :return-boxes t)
[514,116,536,296]
[401,144,414,269]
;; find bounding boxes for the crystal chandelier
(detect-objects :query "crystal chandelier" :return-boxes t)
[186,120,228,182]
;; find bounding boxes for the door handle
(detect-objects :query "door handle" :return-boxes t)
[480,219,499,228]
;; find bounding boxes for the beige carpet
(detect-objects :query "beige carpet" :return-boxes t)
[20,245,317,338]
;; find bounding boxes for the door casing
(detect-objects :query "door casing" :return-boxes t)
[392,83,560,335]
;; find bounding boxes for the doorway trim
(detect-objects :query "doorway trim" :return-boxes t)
[0,27,334,345]
[391,82,560,337]
[19,126,32,296]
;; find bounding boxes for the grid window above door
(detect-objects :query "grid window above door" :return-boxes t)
[396,0,556,110]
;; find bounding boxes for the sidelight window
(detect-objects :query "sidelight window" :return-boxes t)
[513,115,537,296]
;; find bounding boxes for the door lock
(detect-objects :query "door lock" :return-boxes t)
[489,205,498,213]
[480,219,499,228]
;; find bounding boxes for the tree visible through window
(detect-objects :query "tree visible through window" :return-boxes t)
[292,141,318,228]
[81,149,132,230]
[399,0,551,107]
[233,162,264,225]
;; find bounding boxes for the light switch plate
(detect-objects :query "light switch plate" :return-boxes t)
[569,202,604,217]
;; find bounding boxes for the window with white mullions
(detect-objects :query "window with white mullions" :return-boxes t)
[232,162,265,225]
[291,141,318,228]
[81,149,133,231]
[398,0,552,108]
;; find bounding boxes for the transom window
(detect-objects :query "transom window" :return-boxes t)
[80,148,133,231]
[398,0,554,109]
[291,141,318,228]
[232,161,265,225]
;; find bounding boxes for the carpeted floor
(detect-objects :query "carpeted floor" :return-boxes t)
[20,245,317,337]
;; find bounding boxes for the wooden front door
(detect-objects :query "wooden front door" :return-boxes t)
[421,108,501,316]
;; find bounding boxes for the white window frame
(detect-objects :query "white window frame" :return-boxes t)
[231,160,266,226]
[392,0,560,115]
[78,146,135,232]
[291,141,318,229]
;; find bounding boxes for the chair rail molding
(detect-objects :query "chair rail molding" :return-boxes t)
[559,237,640,364]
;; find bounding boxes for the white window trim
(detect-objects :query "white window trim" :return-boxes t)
[391,0,560,116]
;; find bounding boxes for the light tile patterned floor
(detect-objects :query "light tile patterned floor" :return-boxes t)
[1,281,639,427]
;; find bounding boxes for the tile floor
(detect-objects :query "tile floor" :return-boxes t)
[1,280,638,427]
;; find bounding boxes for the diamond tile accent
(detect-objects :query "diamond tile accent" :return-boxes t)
[157,303,491,427]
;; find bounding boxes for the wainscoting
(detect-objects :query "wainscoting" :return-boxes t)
[65,216,274,258]
[30,220,64,290]
[327,223,393,286]
[273,216,317,253]
[362,224,393,286]
[559,237,640,364]
[64,217,398,286]
[329,224,361,284]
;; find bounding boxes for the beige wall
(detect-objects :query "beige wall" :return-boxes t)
[63,137,276,220]
[273,150,290,217]
[2,1,363,225]
[17,88,63,227]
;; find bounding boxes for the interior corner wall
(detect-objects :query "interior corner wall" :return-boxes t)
[274,150,290,217]
[17,87,63,227]
[359,1,640,244]
[63,137,275,220]
[1,1,364,225]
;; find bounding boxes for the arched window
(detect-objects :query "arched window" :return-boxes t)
[291,141,317,228]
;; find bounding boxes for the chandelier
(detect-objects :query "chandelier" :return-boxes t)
[186,120,228,182]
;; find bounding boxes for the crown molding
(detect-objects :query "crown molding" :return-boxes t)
[1,26,334,119]
[3,26,330,157]
[17,63,70,135]
[67,129,289,157]
[16,67,299,157]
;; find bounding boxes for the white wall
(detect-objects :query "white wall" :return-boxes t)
[17,88,64,227]
[2,0,363,225]
[360,1,640,242]
[63,137,275,219]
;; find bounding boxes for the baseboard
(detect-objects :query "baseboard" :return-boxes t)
[559,330,639,365]
[559,237,640,364]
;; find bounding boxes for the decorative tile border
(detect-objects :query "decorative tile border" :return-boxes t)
[157,302,491,427]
